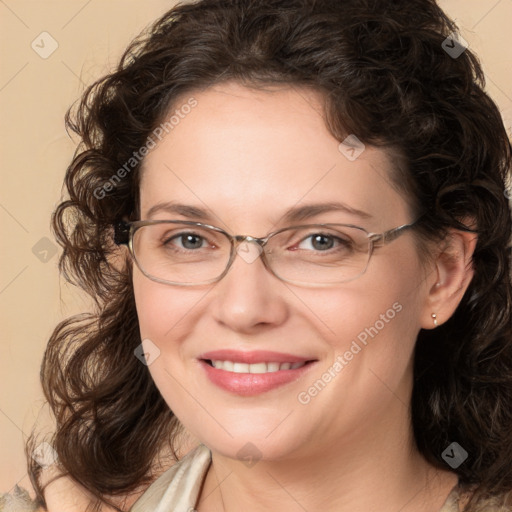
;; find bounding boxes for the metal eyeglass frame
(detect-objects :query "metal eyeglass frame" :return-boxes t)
[114,217,421,287]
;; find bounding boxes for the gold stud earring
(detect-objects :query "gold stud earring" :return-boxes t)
[431,313,438,326]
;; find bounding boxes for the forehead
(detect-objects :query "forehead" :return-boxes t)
[138,82,409,231]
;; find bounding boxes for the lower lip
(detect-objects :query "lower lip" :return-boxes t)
[199,360,317,396]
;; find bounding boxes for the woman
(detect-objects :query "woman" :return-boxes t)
[26,0,512,511]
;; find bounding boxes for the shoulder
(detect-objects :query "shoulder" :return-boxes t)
[42,472,125,511]
[0,485,41,511]
[37,435,203,511]
[448,486,512,512]
[129,443,211,512]
[41,465,140,511]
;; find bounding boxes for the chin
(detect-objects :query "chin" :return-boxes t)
[195,426,312,463]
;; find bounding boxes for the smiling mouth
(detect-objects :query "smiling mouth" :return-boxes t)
[202,359,316,373]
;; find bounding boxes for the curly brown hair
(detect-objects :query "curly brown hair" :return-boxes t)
[26,0,512,510]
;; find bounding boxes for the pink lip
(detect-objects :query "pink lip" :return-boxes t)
[198,352,318,396]
[199,349,314,364]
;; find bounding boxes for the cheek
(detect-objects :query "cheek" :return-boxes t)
[317,253,425,370]
[132,272,209,382]
[132,275,195,407]
[298,280,423,430]
[133,277,166,336]
[318,292,415,368]
[133,273,193,340]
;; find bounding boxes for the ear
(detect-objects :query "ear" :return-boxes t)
[420,224,478,330]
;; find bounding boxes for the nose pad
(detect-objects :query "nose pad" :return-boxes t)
[235,240,264,265]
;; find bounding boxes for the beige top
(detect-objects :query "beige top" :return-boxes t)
[129,443,466,512]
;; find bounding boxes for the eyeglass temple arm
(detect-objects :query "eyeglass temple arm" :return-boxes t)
[370,212,481,246]
[369,222,417,246]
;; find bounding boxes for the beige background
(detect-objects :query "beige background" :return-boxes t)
[1,0,511,497]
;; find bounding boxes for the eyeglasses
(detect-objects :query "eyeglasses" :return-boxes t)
[114,218,419,287]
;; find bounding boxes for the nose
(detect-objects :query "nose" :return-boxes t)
[210,241,289,333]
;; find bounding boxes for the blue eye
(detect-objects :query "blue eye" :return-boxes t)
[296,233,352,252]
[164,232,208,250]
[302,234,335,251]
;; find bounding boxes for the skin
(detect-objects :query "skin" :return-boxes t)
[44,81,477,511]
[130,81,477,512]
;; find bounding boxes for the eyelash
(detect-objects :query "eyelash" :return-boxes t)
[161,231,352,252]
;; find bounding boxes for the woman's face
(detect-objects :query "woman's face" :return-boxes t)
[132,81,435,461]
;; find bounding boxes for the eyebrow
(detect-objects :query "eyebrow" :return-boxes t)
[145,201,373,224]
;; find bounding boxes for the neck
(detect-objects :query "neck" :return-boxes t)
[196,400,458,512]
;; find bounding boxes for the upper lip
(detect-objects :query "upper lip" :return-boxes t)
[199,349,317,364]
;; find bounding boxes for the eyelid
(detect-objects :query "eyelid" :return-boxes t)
[145,220,371,241]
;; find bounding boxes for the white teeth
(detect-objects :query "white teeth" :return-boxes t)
[210,360,307,373]
[267,362,280,372]
[222,360,234,371]
[248,362,267,374]
[233,362,249,373]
